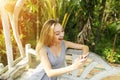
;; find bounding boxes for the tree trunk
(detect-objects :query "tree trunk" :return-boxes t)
[7,0,26,57]
[0,0,13,72]
[36,0,40,42]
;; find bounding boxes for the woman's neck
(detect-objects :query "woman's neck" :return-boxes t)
[51,43,61,48]
[52,41,62,46]
[49,42,62,57]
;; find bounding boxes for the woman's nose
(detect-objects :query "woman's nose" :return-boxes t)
[60,32,64,37]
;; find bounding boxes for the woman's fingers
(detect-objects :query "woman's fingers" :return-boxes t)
[73,55,88,69]
[74,56,86,64]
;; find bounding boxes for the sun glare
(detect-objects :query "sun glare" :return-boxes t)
[0,0,16,13]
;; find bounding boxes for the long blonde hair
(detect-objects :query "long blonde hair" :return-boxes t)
[36,19,59,60]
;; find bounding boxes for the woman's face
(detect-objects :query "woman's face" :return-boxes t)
[53,23,64,44]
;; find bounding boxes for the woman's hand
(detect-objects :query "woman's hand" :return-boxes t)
[72,55,87,70]
[82,54,88,59]
[82,51,89,59]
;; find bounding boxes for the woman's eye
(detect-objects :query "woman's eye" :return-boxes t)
[56,33,60,35]
[62,30,64,32]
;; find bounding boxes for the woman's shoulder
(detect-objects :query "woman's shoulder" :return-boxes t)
[36,46,48,61]
[39,47,47,55]
[63,40,70,43]
[62,40,68,48]
[63,40,74,48]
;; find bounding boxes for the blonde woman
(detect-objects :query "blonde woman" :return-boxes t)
[28,19,89,80]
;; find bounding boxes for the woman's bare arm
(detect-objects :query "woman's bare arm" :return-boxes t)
[64,40,89,56]
[39,47,86,78]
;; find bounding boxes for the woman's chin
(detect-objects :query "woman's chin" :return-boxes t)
[54,39,63,44]
[56,40,62,44]
[59,39,63,42]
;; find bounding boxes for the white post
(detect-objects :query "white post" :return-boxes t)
[25,44,36,68]
[25,44,32,68]
[0,63,4,71]
[25,44,31,59]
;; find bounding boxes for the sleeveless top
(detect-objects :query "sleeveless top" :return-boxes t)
[28,41,66,80]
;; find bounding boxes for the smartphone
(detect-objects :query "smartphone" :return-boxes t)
[84,55,88,58]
